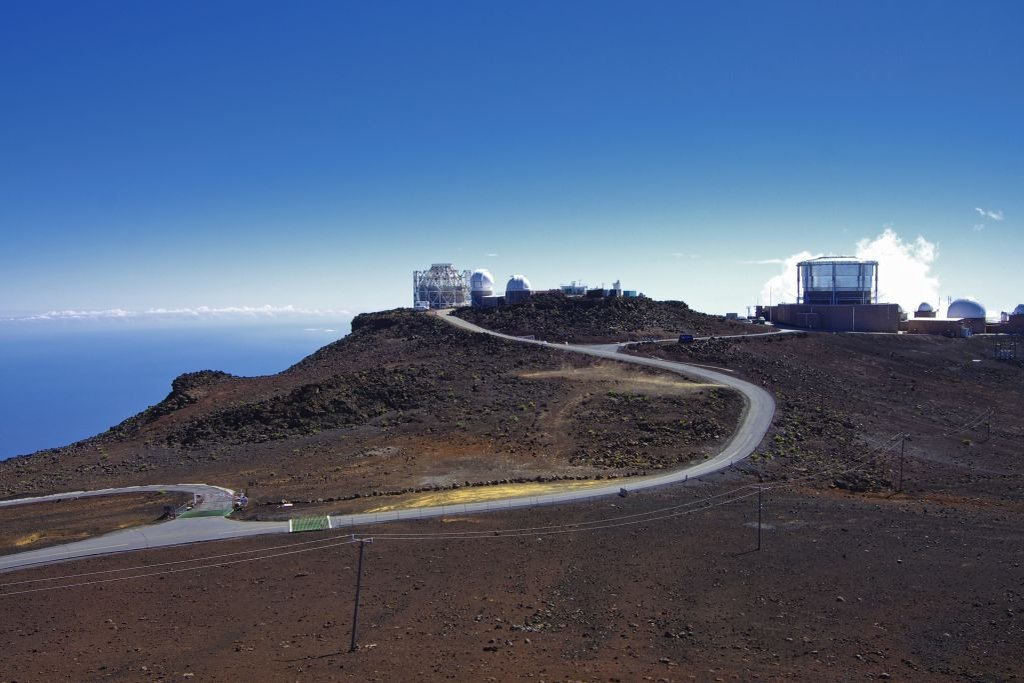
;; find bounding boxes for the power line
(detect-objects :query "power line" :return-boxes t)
[0,538,360,598]
[0,533,363,588]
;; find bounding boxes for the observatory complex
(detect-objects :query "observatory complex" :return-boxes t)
[411,259,1021,337]
[414,262,635,310]
[906,298,989,336]
[413,264,536,309]
[758,256,901,332]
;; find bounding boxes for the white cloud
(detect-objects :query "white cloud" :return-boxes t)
[758,251,815,305]
[9,305,352,322]
[739,258,786,265]
[972,223,986,232]
[758,228,940,311]
[855,228,940,309]
[975,207,1004,221]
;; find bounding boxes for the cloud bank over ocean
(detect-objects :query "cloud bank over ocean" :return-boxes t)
[4,305,353,324]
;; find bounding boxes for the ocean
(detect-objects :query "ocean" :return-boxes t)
[0,322,350,460]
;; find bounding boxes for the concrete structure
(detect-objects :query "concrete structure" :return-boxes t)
[505,274,533,304]
[560,281,588,296]
[989,304,1024,334]
[476,294,504,308]
[762,303,900,333]
[797,256,878,305]
[1007,306,1024,334]
[413,263,471,309]
[906,317,980,336]
[561,279,633,298]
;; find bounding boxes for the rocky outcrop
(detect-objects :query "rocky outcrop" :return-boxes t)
[453,292,753,343]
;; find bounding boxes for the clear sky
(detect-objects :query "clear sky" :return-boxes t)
[1,0,1021,318]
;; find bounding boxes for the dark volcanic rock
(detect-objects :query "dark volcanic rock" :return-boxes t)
[107,370,236,438]
[453,292,756,343]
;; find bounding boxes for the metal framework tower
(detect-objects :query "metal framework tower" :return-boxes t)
[413,263,471,309]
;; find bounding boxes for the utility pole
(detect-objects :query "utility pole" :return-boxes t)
[898,437,905,493]
[756,486,763,551]
[349,537,372,653]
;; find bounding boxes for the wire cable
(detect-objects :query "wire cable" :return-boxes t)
[0,537,360,598]
[0,532,363,588]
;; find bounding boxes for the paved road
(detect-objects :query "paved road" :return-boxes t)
[1,312,774,572]
[0,485,289,572]
[0,483,234,510]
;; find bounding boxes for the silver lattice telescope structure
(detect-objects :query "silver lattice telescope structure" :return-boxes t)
[413,263,471,308]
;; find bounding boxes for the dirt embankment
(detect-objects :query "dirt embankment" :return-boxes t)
[0,491,189,556]
[453,292,759,343]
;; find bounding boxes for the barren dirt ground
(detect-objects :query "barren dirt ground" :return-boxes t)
[0,492,189,556]
[1,323,1022,680]
[1,477,1021,682]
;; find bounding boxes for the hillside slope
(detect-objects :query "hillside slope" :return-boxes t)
[0,310,741,506]
[452,292,757,342]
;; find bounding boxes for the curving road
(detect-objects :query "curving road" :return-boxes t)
[0,312,774,572]
[0,484,288,572]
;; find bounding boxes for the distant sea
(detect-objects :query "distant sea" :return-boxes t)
[0,322,350,460]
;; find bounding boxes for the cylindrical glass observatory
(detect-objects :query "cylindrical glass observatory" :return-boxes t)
[797,257,878,305]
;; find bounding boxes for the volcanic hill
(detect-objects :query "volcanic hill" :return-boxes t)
[0,308,742,510]
[3,303,1024,681]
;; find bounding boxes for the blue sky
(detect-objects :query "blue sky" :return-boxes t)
[1,0,1021,318]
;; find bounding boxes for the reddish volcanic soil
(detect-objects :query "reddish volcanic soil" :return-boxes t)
[1,308,1022,680]
[1,477,1021,682]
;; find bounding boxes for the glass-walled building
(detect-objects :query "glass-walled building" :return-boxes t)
[797,257,878,306]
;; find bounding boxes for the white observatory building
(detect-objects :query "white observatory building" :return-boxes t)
[505,274,533,304]
[469,269,496,307]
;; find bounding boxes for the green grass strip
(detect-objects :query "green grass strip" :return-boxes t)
[290,516,330,532]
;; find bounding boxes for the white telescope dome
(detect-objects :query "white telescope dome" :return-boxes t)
[946,298,986,319]
[469,269,495,292]
[506,274,532,292]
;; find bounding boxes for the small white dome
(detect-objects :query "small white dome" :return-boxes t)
[947,298,986,319]
[506,274,532,292]
[916,302,934,313]
[469,269,495,292]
